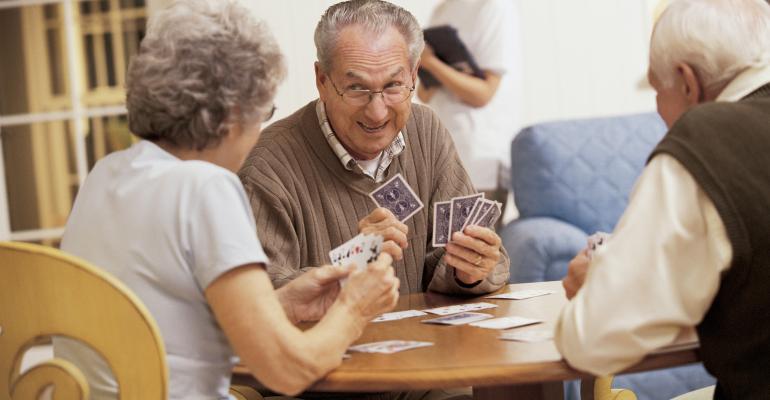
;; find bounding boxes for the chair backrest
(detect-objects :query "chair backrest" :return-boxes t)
[0,241,168,399]
[510,112,667,234]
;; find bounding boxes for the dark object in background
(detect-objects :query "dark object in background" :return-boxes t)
[418,25,485,88]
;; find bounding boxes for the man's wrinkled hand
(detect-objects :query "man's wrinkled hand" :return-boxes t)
[358,207,408,261]
[444,225,502,285]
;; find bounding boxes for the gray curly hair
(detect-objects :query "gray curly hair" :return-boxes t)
[127,0,286,150]
[314,0,424,73]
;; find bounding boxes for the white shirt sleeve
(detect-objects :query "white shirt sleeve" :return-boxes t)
[554,153,732,375]
[187,173,268,290]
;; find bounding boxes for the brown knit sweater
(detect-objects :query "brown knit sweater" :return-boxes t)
[239,100,509,294]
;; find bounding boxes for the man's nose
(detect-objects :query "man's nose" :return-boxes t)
[364,92,389,122]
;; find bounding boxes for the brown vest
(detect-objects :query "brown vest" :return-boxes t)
[649,83,770,400]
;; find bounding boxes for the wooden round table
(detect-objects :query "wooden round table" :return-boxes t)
[233,281,700,399]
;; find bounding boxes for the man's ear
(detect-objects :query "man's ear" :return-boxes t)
[315,62,328,101]
[678,62,704,105]
[410,64,419,87]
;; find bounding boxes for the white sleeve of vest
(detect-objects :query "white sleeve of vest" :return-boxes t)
[554,154,733,376]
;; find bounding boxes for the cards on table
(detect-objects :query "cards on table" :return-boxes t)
[422,302,498,316]
[421,312,494,326]
[371,309,427,323]
[469,316,542,330]
[485,289,556,300]
[498,329,554,343]
[369,173,424,222]
[329,233,384,285]
[349,340,434,354]
[431,193,503,247]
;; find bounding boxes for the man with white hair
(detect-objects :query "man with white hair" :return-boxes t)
[556,0,770,398]
[240,0,510,296]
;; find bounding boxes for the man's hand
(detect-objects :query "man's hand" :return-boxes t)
[277,264,354,323]
[358,208,408,261]
[444,225,502,285]
[562,249,591,300]
[338,253,400,321]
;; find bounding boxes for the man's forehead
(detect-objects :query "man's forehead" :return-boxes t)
[344,66,406,80]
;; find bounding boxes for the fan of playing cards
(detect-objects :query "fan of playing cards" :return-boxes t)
[329,233,385,285]
[432,193,502,247]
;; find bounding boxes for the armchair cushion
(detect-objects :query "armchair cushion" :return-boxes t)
[500,217,586,283]
[510,113,667,234]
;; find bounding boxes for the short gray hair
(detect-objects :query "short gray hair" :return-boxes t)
[314,0,425,73]
[127,0,286,150]
[650,0,770,93]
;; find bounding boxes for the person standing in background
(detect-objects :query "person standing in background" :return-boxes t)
[418,0,522,215]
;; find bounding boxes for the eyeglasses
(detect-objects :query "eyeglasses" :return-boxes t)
[328,77,414,107]
[262,105,277,122]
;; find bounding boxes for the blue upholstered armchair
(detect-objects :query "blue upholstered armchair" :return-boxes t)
[499,112,715,400]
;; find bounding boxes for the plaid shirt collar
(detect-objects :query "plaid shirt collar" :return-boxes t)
[315,99,405,182]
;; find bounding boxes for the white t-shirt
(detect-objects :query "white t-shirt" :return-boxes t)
[54,140,268,400]
[426,0,522,190]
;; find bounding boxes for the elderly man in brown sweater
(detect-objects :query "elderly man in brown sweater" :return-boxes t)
[239,0,509,296]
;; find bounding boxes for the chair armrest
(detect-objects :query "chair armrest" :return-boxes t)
[500,217,587,283]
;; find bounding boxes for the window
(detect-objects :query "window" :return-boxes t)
[0,0,147,244]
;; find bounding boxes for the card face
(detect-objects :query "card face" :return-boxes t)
[448,193,484,238]
[371,310,428,323]
[369,174,424,222]
[431,201,452,248]
[421,312,493,326]
[329,233,383,286]
[498,330,554,343]
[485,289,555,300]
[469,316,542,330]
[348,340,433,354]
[422,302,498,316]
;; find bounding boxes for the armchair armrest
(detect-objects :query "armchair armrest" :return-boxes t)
[500,217,587,283]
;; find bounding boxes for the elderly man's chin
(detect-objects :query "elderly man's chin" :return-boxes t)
[351,125,396,153]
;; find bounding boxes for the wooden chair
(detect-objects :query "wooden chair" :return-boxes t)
[0,241,260,400]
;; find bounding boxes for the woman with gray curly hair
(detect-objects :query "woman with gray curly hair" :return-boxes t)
[54,0,399,399]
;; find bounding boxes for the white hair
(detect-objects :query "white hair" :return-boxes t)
[650,0,770,93]
[127,0,286,150]
[314,0,425,73]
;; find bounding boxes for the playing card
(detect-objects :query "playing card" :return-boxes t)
[475,201,502,229]
[448,193,484,238]
[421,312,494,326]
[469,316,542,330]
[498,330,554,343]
[329,233,383,285]
[485,289,556,300]
[471,200,495,225]
[422,302,498,316]
[460,198,485,231]
[369,174,424,222]
[431,201,452,247]
[348,340,433,354]
[371,310,428,323]
[586,231,611,259]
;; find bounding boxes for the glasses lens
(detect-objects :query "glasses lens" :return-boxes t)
[383,86,410,104]
[343,90,370,106]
